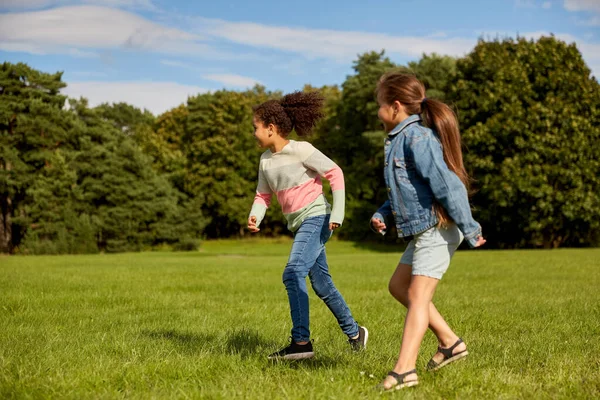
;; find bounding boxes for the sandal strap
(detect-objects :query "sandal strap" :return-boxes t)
[387,369,417,384]
[438,338,464,359]
[427,358,440,369]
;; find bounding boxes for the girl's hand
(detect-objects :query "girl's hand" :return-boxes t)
[371,218,386,233]
[474,235,486,247]
[247,216,260,233]
[329,222,340,231]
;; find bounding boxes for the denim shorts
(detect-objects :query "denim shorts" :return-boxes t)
[399,223,464,279]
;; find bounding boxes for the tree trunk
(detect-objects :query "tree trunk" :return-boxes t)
[0,194,11,253]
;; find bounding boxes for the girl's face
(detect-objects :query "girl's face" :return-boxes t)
[376,92,402,133]
[252,117,274,148]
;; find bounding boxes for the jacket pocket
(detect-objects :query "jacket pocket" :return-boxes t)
[393,158,423,220]
[393,158,410,183]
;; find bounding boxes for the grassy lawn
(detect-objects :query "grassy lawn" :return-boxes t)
[1,239,599,399]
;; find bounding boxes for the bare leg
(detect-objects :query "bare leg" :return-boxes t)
[388,263,466,353]
[381,268,465,389]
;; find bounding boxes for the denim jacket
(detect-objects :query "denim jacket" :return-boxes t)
[371,115,482,247]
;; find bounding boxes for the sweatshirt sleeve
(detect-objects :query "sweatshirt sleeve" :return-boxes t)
[300,142,345,226]
[249,165,272,227]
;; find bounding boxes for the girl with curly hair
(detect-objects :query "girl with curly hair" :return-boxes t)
[248,91,368,360]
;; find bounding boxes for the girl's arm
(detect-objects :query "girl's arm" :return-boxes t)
[300,144,345,226]
[248,166,272,230]
[409,134,482,247]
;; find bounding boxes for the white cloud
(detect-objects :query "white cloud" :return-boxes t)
[542,1,552,9]
[203,74,261,88]
[574,40,600,76]
[62,81,208,115]
[576,15,600,25]
[3,4,598,91]
[0,0,158,11]
[0,0,53,9]
[193,18,600,79]
[0,5,210,56]
[0,6,263,60]
[564,0,600,12]
[161,59,191,67]
[84,0,157,10]
[0,41,99,57]
[194,18,476,61]
[564,0,600,25]
[160,60,262,87]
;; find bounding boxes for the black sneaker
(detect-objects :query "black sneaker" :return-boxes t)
[348,326,369,351]
[268,338,315,360]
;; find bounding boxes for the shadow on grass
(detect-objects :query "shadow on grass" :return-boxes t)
[225,329,343,367]
[143,327,277,359]
[143,327,342,367]
[142,329,217,355]
[267,355,341,369]
[224,328,278,359]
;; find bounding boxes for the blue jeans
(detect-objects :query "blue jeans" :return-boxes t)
[282,214,359,342]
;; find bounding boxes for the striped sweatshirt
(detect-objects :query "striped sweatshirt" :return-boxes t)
[249,140,345,232]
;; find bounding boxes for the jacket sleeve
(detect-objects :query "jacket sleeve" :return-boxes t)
[371,200,393,235]
[408,133,482,247]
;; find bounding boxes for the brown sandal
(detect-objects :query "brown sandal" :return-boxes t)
[375,369,419,392]
[427,338,469,371]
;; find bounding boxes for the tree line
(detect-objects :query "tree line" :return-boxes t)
[1,35,598,253]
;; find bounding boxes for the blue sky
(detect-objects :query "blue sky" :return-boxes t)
[1,0,599,115]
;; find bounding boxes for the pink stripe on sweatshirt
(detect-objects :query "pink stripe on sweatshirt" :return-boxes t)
[277,177,323,214]
[324,166,344,191]
[253,192,272,207]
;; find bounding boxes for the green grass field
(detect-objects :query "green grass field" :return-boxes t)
[1,239,599,399]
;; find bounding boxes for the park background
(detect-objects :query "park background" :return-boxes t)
[1,0,599,398]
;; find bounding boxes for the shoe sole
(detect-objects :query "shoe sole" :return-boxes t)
[268,351,315,360]
[378,380,419,392]
[362,326,369,349]
[393,380,418,390]
[429,350,469,371]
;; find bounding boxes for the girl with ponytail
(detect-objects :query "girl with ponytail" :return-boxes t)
[371,72,486,391]
[248,91,367,360]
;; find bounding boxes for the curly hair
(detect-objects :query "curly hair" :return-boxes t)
[253,91,324,137]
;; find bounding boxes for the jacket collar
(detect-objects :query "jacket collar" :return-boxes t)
[388,114,422,137]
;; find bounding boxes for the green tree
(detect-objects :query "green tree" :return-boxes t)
[68,99,204,252]
[94,102,155,134]
[20,148,99,254]
[408,53,457,101]
[451,36,600,248]
[135,105,208,246]
[0,60,207,254]
[135,105,188,190]
[0,62,71,252]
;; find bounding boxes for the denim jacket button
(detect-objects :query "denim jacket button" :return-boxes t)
[387,187,391,192]
[385,162,389,166]
[392,211,397,216]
